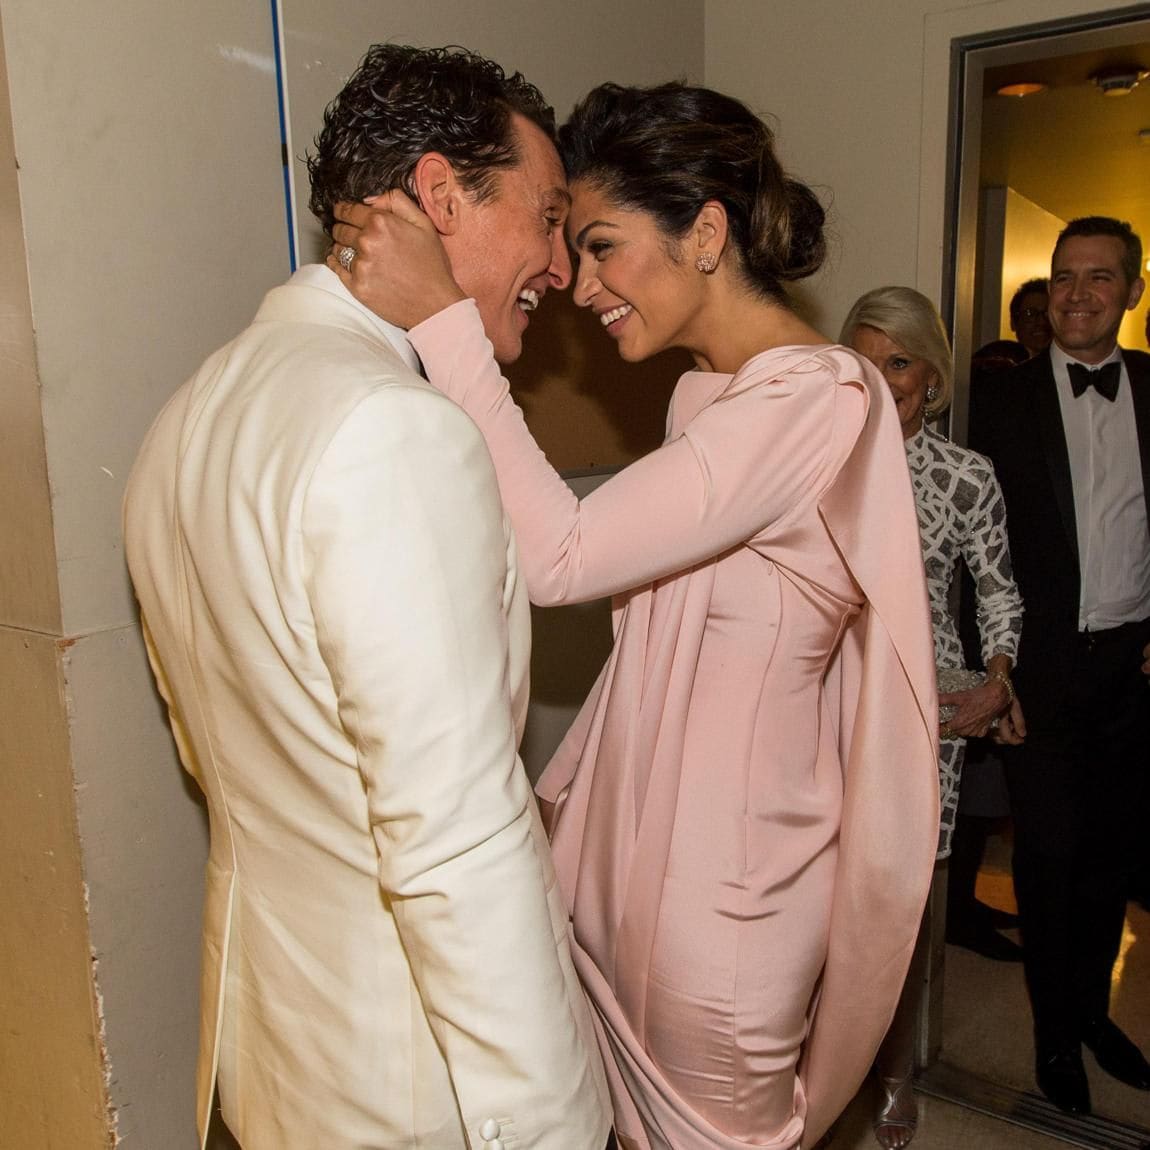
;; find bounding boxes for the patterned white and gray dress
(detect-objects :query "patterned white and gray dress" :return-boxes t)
[905,424,1023,857]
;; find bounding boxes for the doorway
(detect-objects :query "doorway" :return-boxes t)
[921,9,1150,1147]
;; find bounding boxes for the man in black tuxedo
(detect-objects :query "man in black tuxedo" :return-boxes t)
[970,216,1150,1115]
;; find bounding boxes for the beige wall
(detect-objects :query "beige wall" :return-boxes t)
[0,2,699,1146]
[0,0,287,1144]
[281,2,703,470]
[0,7,109,1145]
[0,626,112,1146]
[998,188,1066,340]
[704,0,1126,338]
[974,185,1065,347]
[3,0,1131,1144]
[284,2,704,265]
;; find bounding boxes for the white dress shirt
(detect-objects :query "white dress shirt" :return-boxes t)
[1051,341,1150,629]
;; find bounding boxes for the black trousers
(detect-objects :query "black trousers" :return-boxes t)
[1004,617,1150,1054]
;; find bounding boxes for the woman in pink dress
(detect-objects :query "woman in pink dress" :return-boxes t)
[330,82,939,1150]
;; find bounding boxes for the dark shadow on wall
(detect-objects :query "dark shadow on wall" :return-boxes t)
[206,1106,241,1149]
[507,292,688,467]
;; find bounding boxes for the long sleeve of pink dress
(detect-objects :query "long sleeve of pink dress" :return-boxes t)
[409,301,939,1150]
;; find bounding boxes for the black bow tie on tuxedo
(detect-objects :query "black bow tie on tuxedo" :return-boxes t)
[1068,360,1121,401]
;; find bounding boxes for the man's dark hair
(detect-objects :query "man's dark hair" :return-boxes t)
[1054,216,1143,287]
[1008,277,1048,325]
[307,44,555,236]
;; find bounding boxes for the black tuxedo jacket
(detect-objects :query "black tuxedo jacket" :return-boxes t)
[968,346,1150,723]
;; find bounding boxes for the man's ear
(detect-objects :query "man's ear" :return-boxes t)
[1126,276,1146,312]
[411,153,462,237]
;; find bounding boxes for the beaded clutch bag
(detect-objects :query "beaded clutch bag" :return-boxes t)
[937,668,985,725]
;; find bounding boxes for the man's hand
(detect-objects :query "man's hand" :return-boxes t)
[327,190,466,329]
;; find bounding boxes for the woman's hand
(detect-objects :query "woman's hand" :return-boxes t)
[938,677,1013,740]
[326,190,466,329]
[990,696,1027,746]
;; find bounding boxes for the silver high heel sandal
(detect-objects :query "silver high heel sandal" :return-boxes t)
[873,1075,918,1150]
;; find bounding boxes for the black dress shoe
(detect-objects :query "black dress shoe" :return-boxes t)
[1081,1018,1150,1090]
[946,921,1024,962]
[973,899,1020,929]
[1036,1048,1091,1114]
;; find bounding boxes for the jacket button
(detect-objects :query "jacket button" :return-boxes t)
[479,1118,500,1140]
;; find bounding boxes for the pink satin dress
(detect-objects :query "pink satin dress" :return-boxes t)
[410,303,939,1150]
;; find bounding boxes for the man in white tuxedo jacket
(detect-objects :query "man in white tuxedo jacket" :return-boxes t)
[124,45,610,1150]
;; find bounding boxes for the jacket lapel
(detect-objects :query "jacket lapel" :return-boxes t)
[1033,353,1079,567]
[1125,350,1150,525]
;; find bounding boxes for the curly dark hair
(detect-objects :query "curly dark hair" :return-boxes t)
[558,82,825,302]
[307,44,555,237]
[1054,216,1143,287]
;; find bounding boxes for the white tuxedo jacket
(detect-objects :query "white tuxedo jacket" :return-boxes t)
[124,266,610,1150]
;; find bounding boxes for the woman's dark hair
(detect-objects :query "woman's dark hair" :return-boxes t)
[307,44,555,237]
[559,82,825,301]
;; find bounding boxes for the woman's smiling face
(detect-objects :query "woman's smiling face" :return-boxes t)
[566,179,706,363]
[850,325,939,439]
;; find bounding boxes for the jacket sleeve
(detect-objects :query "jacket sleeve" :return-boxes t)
[959,457,1023,665]
[301,382,608,1149]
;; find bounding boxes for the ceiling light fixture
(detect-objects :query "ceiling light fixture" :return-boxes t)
[1090,67,1148,97]
[996,81,1047,97]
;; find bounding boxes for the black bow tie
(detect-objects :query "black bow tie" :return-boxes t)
[1068,360,1121,401]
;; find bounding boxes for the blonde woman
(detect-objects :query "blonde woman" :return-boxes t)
[843,286,1025,1148]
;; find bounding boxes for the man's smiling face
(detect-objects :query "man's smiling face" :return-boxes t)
[1049,234,1145,364]
[441,113,572,365]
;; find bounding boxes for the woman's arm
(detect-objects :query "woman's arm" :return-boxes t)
[940,459,1026,741]
[327,192,864,606]
[961,460,1023,666]
[410,302,851,604]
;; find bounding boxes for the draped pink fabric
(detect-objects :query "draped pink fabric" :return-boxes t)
[410,304,939,1150]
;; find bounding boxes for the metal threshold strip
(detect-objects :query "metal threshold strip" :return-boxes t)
[917,1061,1150,1150]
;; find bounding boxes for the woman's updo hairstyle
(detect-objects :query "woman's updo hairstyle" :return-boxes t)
[559,82,826,301]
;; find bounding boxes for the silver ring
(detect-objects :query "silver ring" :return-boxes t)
[337,245,356,271]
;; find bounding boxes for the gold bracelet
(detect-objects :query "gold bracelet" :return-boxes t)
[988,669,1014,704]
